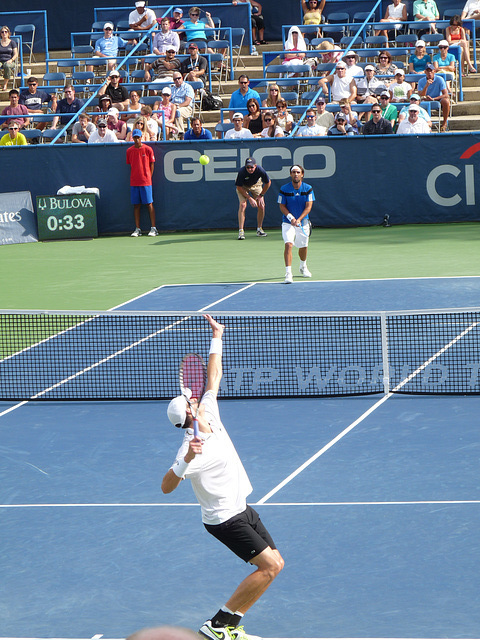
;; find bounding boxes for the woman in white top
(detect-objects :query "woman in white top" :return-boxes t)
[275,99,294,133]
[260,111,284,137]
[375,0,407,37]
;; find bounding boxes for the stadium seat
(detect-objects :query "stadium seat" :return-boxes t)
[14,24,36,64]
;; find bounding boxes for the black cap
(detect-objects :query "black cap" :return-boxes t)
[245,157,256,167]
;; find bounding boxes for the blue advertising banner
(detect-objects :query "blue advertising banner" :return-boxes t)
[0,191,38,245]
[0,135,479,235]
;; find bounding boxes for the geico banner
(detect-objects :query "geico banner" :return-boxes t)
[0,135,479,233]
[0,191,37,245]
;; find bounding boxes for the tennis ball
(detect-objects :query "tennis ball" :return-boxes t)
[199,155,210,165]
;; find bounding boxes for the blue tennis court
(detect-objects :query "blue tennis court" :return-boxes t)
[1,277,479,640]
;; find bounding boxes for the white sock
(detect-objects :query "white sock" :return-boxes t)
[286,266,292,275]
[300,260,306,268]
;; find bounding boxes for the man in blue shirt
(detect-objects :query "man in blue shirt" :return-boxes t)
[228,75,261,120]
[19,76,57,130]
[184,117,213,140]
[278,165,315,283]
[87,23,127,74]
[171,72,195,137]
[417,63,450,131]
[51,85,84,130]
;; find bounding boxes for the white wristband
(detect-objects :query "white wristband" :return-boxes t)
[172,458,190,478]
[287,213,294,222]
[209,337,223,355]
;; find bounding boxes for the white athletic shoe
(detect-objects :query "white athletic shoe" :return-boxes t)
[199,621,231,640]
[284,272,293,284]
[131,228,142,237]
[300,266,312,277]
[238,230,245,240]
[148,227,159,236]
[228,626,262,640]
[256,228,267,237]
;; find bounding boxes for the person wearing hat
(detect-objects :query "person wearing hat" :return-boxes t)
[168,8,185,37]
[397,102,431,133]
[376,90,398,127]
[146,46,181,82]
[180,42,208,84]
[170,71,195,136]
[314,95,334,129]
[397,93,432,128]
[87,23,127,74]
[153,86,179,139]
[129,0,157,32]
[296,107,327,136]
[433,40,456,92]
[355,65,387,104]
[408,41,432,74]
[87,118,119,143]
[153,15,180,54]
[106,106,127,139]
[234,157,270,239]
[318,61,357,104]
[98,69,130,111]
[413,0,439,33]
[126,127,157,237]
[417,62,450,131]
[279,164,315,283]
[388,69,413,102]
[327,111,355,136]
[224,112,254,139]
[344,51,364,79]
[362,103,394,135]
[162,314,283,640]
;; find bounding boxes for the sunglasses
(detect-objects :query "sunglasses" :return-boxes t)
[167,50,175,53]
[379,56,388,60]
[9,127,18,130]
[239,81,249,84]
[372,109,381,113]
[270,88,278,92]
[306,115,315,118]
[173,76,182,80]
[28,83,37,86]
[190,12,199,16]
[409,110,418,114]
[264,118,272,122]
[439,45,448,48]
[98,124,107,128]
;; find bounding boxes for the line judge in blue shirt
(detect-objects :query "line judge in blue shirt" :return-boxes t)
[228,74,261,120]
[184,117,213,140]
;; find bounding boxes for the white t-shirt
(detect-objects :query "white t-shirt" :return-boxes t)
[225,127,254,139]
[397,117,431,134]
[171,390,253,525]
[297,123,327,136]
[129,7,157,28]
[88,129,119,143]
[389,81,413,101]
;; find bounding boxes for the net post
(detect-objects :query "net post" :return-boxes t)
[380,311,390,395]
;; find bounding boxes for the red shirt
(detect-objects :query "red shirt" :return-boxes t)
[126,143,155,187]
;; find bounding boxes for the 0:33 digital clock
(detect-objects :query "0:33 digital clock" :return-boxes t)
[36,195,98,240]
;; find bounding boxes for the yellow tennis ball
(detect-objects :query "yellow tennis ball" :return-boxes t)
[199,155,210,165]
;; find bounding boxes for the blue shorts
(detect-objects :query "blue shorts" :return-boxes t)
[131,185,153,205]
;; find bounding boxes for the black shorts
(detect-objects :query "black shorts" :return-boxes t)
[204,505,276,563]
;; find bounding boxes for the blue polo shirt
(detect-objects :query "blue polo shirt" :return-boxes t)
[184,127,213,140]
[417,73,447,98]
[278,181,315,223]
[228,87,261,114]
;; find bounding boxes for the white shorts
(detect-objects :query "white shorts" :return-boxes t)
[282,221,309,248]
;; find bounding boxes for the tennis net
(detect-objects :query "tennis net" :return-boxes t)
[0,309,479,400]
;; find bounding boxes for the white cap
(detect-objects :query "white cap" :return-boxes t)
[135,0,146,6]
[162,86,171,95]
[409,103,420,112]
[232,112,243,119]
[364,64,375,71]
[395,68,405,75]
[167,389,192,427]
[415,40,425,47]
[104,22,114,29]
[107,107,119,116]
[109,69,120,76]
[439,39,449,47]
[336,61,347,69]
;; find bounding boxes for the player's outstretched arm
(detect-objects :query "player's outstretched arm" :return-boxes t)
[203,314,224,397]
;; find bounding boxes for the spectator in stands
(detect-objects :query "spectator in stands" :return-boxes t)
[318,61,357,103]
[180,7,214,50]
[153,87,179,139]
[123,90,144,131]
[98,69,130,111]
[397,103,431,132]
[343,51,364,79]
[19,77,57,131]
[127,128,157,238]
[88,118,119,143]
[93,94,113,125]
[225,112,254,139]
[389,69,413,102]
[375,0,408,37]
[1,89,30,130]
[355,65,387,104]
[282,26,307,72]
[275,99,294,133]
[129,1,157,32]
[413,0,439,33]
[408,40,432,74]
[461,0,480,21]
[170,72,194,137]
[446,16,476,73]
[315,41,342,70]
[375,51,398,84]
[140,105,159,140]
[0,122,27,145]
[235,156,270,239]
[433,40,456,91]
[339,99,362,133]
[232,1,267,45]
[87,23,127,74]
[107,106,128,139]
[302,0,325,30]
[362,104,394,134]
[153,16,180,54]
[315,96,334,129]
[296,108,327,136]
[169,8,184,32]
[181,43,208,84]
[228,75,261,119]
[184,116,213,140]
[397,92,432,127]
[71,113,96,143]
[262,84,283,108]
[417,62,450,131]
[125,115,150,141]
[146,48,181,83]
[260,111,284,137]
[0,26,18,92]
[243,98,264,137]
[377,89,398,127]
[327,111,355,135]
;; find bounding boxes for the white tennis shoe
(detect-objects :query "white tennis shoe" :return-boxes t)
[131,228,142,237]
[148,227,159,236]
[300,266,312,277]
[199,621,230,640]
[284,272,293,284]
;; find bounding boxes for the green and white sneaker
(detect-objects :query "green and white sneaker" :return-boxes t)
[199,621,230,640]
[228,626,262,640]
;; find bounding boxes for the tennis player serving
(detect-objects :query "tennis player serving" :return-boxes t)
[162,314,284,640]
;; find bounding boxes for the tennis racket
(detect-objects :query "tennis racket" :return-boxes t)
[298,219,312,237]
[179,353,207,437]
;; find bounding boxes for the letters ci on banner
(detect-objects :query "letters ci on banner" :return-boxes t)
[0,191,38,245]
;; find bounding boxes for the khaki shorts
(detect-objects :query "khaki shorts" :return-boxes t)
[236,178,263,203]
